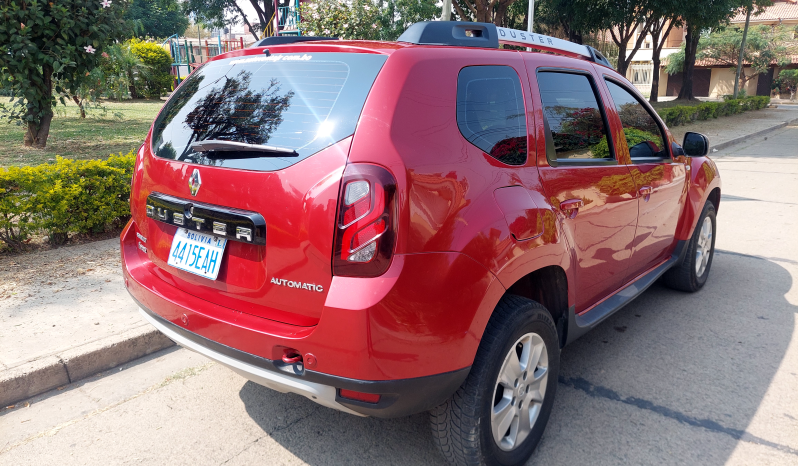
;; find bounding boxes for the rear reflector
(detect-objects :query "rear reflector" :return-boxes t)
[339,389,381,404]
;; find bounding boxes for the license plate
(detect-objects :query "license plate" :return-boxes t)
[167,228,227,280]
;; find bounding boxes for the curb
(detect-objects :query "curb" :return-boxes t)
[712,117,798,152]
[0,325,174,407]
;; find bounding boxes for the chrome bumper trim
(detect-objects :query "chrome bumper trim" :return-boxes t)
[138,307,366,417]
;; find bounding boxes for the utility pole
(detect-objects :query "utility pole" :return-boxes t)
[733,6,752,99]
[527,0,535,32]
[442,0,452,21]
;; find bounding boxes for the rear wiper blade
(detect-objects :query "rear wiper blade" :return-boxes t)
[190,140,298,156]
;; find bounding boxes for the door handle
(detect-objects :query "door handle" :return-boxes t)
[639,185,653,202]
[560,199,584,219]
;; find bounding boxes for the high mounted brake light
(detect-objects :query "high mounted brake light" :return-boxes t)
[333,164,397,277]
[397,21,614,69]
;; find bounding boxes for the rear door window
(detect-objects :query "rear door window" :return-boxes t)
[151,52,387,171]
[604,80,668,160]
[456,66,528,166]
[536,71,614,161]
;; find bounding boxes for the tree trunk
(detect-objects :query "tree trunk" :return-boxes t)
[127,69,139,99]
[677,23,699,101]
[561,20,583,45]
[616,38,630,77]
[649,20,673,104]
[235,2,261,40]
[72,95,86,119]
[23,65,54,149]
[475,2,490,23]
[493,2,510,27]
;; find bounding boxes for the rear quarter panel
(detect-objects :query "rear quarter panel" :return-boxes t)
[346,47,572,362]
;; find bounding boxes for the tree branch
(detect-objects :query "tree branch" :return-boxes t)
[234,2,260,40]
[452,1,469,21]
[247,0,267,26]
[461,0,478,18]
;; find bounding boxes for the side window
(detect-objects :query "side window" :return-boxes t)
[605,80,668,159]
[537,71,613,161]
[457,66,527,166]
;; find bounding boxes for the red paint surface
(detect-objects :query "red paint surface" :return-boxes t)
[123,41,720,382]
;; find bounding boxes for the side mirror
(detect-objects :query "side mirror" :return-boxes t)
[683,132,709,156]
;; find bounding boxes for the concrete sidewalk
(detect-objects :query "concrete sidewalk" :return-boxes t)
[1,104,797,408]
[0,240,173,406]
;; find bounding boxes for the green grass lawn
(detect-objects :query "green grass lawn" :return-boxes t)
[0,99,164,168]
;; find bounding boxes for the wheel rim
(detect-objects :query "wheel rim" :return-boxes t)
[491,332,549,451]
[695,216,714,277]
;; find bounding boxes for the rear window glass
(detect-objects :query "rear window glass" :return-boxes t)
[456,66,527,166]
[151,52,387,171]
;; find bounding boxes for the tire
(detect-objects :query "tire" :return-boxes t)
[430,295,560,466]
[662,201,717,292]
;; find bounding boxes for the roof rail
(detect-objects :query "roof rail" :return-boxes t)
[397,21,613,69]
[251,36,338,47]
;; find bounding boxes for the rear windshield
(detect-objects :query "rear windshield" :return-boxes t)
[151,52,388,171]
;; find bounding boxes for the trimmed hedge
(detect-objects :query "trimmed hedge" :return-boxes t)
[0,152,135,250]
[657,96,770,127]
[593,128,660,159]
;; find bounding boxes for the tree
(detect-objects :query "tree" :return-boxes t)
[598,0,656,77]
[300,0,382,40]
[125,0,189,39]
[378,0,440,40]
[301,0,438,41]
[647,2,681,103]
[182,0,274,41]
[666,25,790,94]
[0,0,129,148]
[674,0,770,101]
[535,0,599,44]
[449,0,523,26]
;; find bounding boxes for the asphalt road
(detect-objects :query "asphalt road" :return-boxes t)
[2,127,797,465]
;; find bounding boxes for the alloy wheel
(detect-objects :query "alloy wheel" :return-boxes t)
[695,216,713,277]
[491,332,549,451]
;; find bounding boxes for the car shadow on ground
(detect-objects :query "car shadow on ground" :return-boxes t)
[239,252,796,465]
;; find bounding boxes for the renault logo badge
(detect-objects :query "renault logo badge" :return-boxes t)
[188,169,202,196]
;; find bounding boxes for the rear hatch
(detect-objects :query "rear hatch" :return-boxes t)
[134,49,388,327]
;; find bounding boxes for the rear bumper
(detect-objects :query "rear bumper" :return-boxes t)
[135,297,469,418]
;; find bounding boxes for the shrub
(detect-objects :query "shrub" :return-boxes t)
[592,128,659,159]
[695,102,717,120]
[656,96,769,127]
[0,152,135,250]
[129,39,173,98]
[658,105,695,126]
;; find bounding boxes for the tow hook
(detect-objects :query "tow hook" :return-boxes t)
[282,349,303,365]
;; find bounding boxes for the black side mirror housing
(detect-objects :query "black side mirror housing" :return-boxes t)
[683,132,709,156]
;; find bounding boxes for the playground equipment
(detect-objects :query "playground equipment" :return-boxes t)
[163,34,247,84]
[276,0,302,36]
[165,0,304,83]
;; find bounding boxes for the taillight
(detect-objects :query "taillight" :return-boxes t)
[333,164,397,277]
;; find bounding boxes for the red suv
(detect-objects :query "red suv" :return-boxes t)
[122,21,720,466]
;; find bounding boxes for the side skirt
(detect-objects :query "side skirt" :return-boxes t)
[564,240,687,346]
